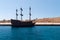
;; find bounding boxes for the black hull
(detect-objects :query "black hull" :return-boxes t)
[11,19,35,27]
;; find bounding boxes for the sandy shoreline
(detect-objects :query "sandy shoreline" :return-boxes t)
[35,23,60,26]
[0,23,11,26]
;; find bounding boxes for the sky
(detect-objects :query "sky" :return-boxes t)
[0,0,60,20]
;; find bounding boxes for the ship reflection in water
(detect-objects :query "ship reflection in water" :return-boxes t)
[0,26,60,40]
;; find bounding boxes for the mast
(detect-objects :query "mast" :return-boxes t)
[16,9,18,20]
[29,7,31,21]
[20,8,23,21]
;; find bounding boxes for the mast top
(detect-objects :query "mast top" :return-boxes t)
[29,7,31,20]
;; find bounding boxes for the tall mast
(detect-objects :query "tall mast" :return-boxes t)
[20,8,23,21]
[16,9,18,20]
[29,7,31,21]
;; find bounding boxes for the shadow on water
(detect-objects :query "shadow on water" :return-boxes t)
[11,26,35,28]
[10,26,36,40]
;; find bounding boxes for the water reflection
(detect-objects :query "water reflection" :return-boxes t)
[11,26,44,40]
[11,27,35,40]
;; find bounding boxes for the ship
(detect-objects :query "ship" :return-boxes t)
[11,19,35,27]
[11,7,35,27]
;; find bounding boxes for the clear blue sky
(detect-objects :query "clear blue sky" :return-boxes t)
[0,0,60,20]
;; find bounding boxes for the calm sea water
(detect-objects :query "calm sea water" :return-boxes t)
[0,26,60,40]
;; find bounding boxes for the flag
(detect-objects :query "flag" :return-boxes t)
[20,8,23,11]
[16,9,18,12]
[29,7,31,10]
[29,13,31,16]
[20,14,23,16]
[16,13,18,16]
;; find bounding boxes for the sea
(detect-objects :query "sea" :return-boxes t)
[0,26,60,40]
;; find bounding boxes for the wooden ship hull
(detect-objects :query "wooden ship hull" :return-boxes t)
[11,19,35,27]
